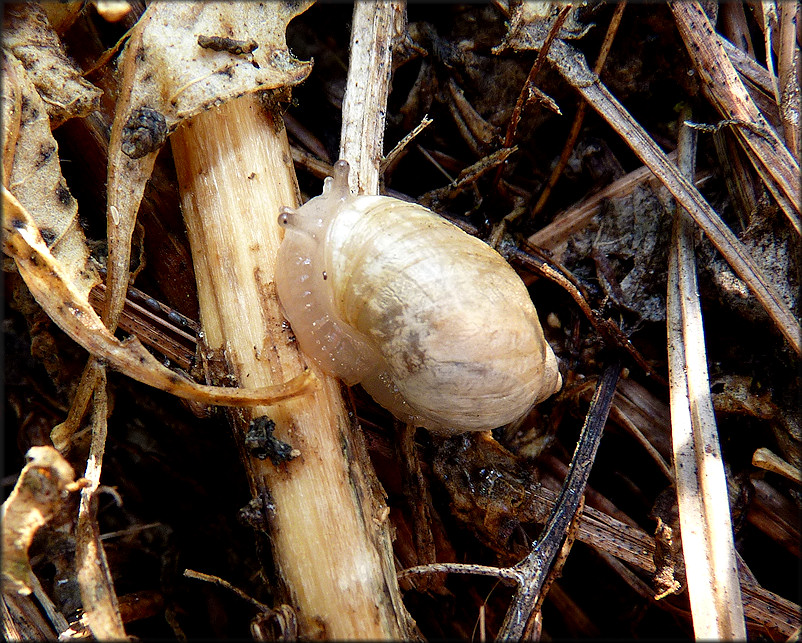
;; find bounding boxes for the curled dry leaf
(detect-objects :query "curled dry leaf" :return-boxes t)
[1,51,22,184]
[103,1,312,342]
[104,0,313,332]
[2,188,318,408]
[2,2,102,129]
[1,446,83,595]
[2,49,99,299]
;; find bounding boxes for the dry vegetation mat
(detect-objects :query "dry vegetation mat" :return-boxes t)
[2,1,800,640]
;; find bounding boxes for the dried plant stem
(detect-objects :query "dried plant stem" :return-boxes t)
[670,1,801,233]
[528,152,711,263]
[503,4,572,148]
[75,370,127,639]
[667,113,746,640]
[751,447,802,483]
[498,361,621,639]
[170,95,415,639]
[340,0,405,194]
[777,1,801,161]
[569,70,801,354]
[531,0,626,219]
[516,21,801,352]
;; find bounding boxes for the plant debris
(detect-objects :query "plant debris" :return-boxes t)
[3,2,800,639]
[2,446,86,595]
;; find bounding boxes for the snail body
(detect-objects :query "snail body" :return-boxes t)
[275,160,561,433]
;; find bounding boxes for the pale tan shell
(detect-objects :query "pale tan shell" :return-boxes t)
[275,160,561,433]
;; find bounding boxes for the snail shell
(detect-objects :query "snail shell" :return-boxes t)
[275,160,561,433]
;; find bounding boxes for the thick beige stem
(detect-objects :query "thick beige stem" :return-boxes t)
[170,95,416,639]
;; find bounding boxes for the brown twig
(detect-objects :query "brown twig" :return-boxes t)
[503,4,572,149]
[492,4,573,188]
[531,0,626,220]
[510,244,667,386]
[497,360,621,639]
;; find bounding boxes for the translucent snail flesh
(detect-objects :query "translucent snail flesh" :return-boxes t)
[275,160,561,433]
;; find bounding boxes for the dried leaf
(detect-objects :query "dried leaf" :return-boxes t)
[2,49,99,299]
[652,517,685,600]
[104,0,313,332]
[117,1,313,130]
[1,51,22,184]
[2,188,318,407]
[2,2,102,128]
[1,446,82,595]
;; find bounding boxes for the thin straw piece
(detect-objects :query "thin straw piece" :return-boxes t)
[340,1,404,194]
[667,112,746,640]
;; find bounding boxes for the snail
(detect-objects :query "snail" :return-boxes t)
[275,160,561,433]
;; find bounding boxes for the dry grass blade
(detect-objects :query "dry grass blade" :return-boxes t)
[340,0,405,194]
[670,1,801,232]
[777,1,801,160]
[666,114,746,639]
[582,77,801,354]
[720,37,776,97]
[572,67,800,354]
[50,359,104,453]
[499,11,801,353]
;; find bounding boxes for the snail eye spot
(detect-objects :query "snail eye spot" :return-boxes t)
[278,212,290,226]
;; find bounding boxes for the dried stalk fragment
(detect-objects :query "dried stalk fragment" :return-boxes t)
[670,1,801,232]
[340,0,406,194]
[170,95,417,639]
[74,370,127,639]
[496,5,802,354]
[2,49,98,299]
[666,115,746,639]
[105,1,313,334]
